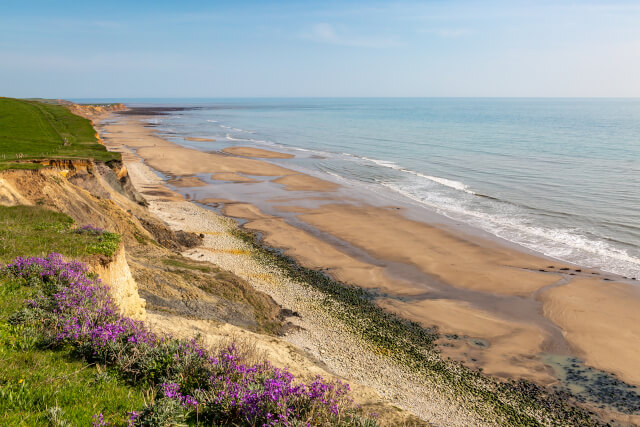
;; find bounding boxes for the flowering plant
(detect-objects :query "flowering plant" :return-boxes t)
[75,224,106,235]
[2,253,376,426]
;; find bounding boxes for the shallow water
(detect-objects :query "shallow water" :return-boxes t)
[83,97,640,278]
[544,354,640,415]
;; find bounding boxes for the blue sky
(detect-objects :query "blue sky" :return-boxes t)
[1,1,639,97]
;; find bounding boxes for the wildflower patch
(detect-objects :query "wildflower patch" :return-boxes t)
[1,253,377,426]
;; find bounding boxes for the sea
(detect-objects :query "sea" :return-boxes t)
[82,98,640,279]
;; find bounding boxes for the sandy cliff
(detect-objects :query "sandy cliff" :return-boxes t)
[88,245,146,320]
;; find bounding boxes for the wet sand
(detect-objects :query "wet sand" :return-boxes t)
[541,278,640,387]
[100,116,640,394]
[102,120,334,191]
[211,173,259,183]
[222,146,295,158]
[185,136,216,142]
[166,176,208,187]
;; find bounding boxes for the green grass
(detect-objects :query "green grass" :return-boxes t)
[0,205,120,262]
[0,280,147,426]
[0,205,145,426]
[0,97,120,170]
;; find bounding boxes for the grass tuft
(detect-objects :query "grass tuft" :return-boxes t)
[0,206,119,263]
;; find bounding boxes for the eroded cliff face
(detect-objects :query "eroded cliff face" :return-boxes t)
[62,102,127,124]
[30,159,94,177]
[89,246,146,320]
[0,167,154,321]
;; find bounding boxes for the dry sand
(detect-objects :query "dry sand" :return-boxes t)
[100,115,640,397]
[222,146,294,158]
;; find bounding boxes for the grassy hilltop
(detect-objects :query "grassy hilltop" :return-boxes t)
[0,99,376,426]
[0,98,135,424]
[0,97,120,170]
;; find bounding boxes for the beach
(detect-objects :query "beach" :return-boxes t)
[99,111,640,422]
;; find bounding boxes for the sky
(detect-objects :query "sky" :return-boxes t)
[1,1,639,98]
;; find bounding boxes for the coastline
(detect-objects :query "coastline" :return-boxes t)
[99,111,640,423]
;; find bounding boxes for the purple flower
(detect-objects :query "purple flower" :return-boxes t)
[92,413,109,426]
[76,225,105,235]
[1,253,370,426]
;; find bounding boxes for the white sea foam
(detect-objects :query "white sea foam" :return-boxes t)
[219,124,255,134]
[357,155,475,194]
[234,127,255,134]
[407,172,473,194]
[381,180,640,278]
[360,156,399,169]
[225,134,246,141]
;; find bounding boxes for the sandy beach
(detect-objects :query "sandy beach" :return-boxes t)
[100,114,640,421]
[221,146,295,158]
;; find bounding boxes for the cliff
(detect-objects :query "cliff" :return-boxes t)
[88,245,146,320]
[62,101,127,124]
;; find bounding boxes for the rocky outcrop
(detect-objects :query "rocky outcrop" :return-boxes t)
[62,102,127,123]
[89,246,146,320]
[29,159,94,177]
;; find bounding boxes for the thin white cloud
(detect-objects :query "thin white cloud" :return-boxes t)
[302,23,399,48]
[91,20,122,29]
[418,28,473,38]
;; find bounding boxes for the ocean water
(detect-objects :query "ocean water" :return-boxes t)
[95,98,640,279]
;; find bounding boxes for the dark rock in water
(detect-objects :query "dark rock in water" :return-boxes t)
[547,265,555,268]
[548,355,640,414]
[603,278,612,281]
[560,267,570,271]
[539,269,546,272]
[575,269,582,272]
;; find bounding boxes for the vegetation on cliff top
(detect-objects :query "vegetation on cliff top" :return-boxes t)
[0,206,145,425]
[0,205,375,425]
[0,97,120,170]
[0,205,120,262]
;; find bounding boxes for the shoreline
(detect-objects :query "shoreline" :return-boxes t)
[98,111,640,423]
